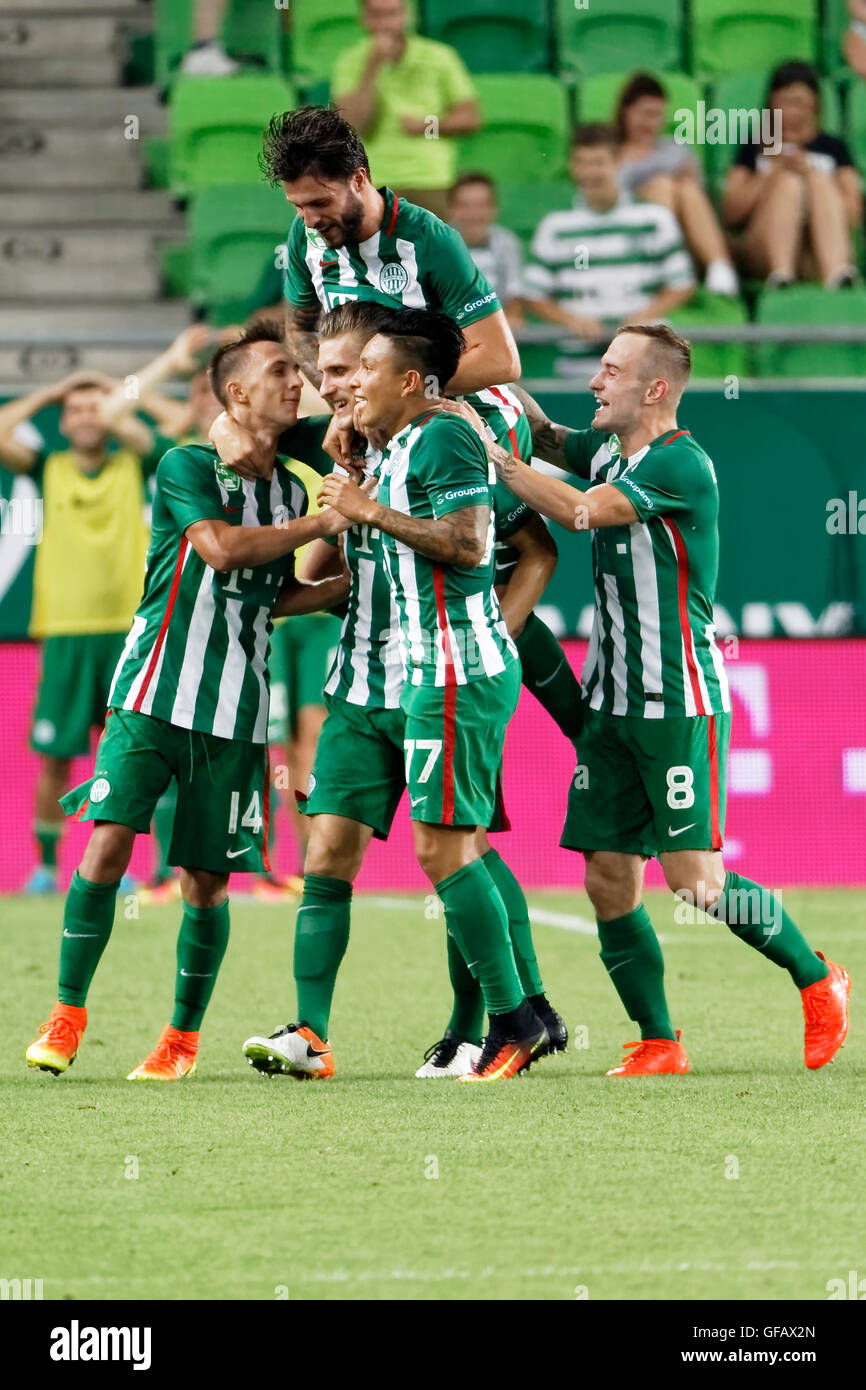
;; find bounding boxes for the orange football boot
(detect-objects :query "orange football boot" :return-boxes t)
[459,1017,548,1083]
[801,954,850,1069]
[26,1002,87,1075]
[606,1029,690,1076]
[127,1025,199,1080]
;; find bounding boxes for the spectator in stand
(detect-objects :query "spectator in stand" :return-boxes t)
[843,0,866,78]
[180,0,238,77]
[0,373,168,895]
[615,73,739,297]
[722,60,862,289]
[524,124,695,342]
[332,0,479,219]
[447,173,527,331]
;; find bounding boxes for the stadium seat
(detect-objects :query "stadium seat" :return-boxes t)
[496,181,575,248]
[291,0,418,85]
[189,185,293,319]
[169,74,297,194]
[154,0,284,88]
[754,286,866,377]
[422,0,551,74]
[705,73,842,188]
[554,0,683,79]
[822,0,851,75]
[668,291,750,379]
[457,76,571,183]
[846,81,866,176]
[691,0,817,78]
[576,71,703,130]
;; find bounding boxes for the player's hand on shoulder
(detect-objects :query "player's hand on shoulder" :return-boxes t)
[436,397,489,443]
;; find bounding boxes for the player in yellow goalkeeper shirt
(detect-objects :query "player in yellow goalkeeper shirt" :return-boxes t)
[0,370,167,893]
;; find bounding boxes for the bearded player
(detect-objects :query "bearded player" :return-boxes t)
[480,323,850,1076]
[24,326,349,1081]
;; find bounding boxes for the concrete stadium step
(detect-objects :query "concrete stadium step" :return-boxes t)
[0,14,119,55]
[0,344,166,387]
[0,88,166,132]
[0,128,143,189]
[0,0,146,10]
[0,300,191,339]
[0,230,160,301]
[0,188,183,229]
[0,53,122,86]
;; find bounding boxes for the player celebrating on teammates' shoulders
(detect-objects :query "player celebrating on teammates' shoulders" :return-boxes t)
[320,309,554,1080]
[24,325,349,1082]
[481,323,850,1076]
[241,302,571,1082]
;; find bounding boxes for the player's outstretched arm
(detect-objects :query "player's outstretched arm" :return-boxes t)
[508,386,576,467]
[273,569,350,618]
[318,472,489,567]
[497,513,558,638]
[185,509,346,572]
[491,444,638,532]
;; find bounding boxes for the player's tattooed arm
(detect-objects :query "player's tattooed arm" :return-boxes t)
[509,385,574,466]
[285,302,323,390]
[318,472,489,566]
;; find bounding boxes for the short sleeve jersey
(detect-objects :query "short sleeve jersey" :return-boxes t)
[563,426,731,719]
[108,445,313,743]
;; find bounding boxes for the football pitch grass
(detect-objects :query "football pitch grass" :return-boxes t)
[3,888,864,1303]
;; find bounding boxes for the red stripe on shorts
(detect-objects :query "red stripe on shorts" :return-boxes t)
[707,714,722,850]
[432,564,456,825]
[261,746,272,875]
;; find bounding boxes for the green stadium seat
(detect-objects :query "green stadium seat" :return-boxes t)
[755,286,866,377]
[705,73,842,188]
[457,76,571,183]
[691,0,817,78]
[846,80,866,175]
[154,0,285,88]
[169,74,297,194]
[422,0,551,74]
[668,291,750,379]
[822,0,851,75]
[291,0,418,85]
[496,181,575,248]
[555,0,683,79]
[189,185,293,318]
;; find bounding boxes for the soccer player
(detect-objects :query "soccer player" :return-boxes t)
[480,323,850,1075]
[316,310,551,1082]
[24,325,349,1082]
[241,303,570,1080]
[0,370,167,894]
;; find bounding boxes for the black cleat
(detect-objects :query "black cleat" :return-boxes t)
[528,994,568,1054]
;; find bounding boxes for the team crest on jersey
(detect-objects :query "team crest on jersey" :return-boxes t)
[378,262,409,296]
[215,461,241,493]
[305,227,328,251]
[608,435,621,458]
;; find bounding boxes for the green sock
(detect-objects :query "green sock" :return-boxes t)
[150,783,177,883]
[57,870,119,1007]
[708,871,828,989]
[445,929,485,1044]
[597,905,676,1041]
[294,874,352,1039]
[516,612,584,745]
[35,820,61,870]
[171,900,231,1032]
[435,859,523,1016]
[481,847,543,996]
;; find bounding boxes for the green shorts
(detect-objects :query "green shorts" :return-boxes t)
[400,662,521,828]
[267,613,342,743]
[561,708,730,857]
[60,707,272,875]
[301,690,513,838]
[31,632,126,758]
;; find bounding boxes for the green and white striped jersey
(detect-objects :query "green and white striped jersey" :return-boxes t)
[376,411,518,689]
[284,186,500,325]
[108,444,313,743]
[525,194,694,323]
[563,426,730,719]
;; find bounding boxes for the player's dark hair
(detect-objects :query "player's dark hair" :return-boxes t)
[448,171,497,201]
[208,321,286,408]
[319,300,397,346]
[614,73,667,143]
[767,60,820,105]
[373,309,465,390]
[260,106,370,185]
[571,121,619,152]
[614,323,692,385]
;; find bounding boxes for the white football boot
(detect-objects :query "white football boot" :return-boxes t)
[242,1023,334,1079]
[415,1030,482,1078]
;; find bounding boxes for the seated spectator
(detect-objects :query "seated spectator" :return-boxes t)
[447,173,527,331]
[524,124,695,341]
[843,0,866,79]
[722,60,862,289]
[332,0,479,219]
[180,0,238,77]
[615,73,739,296]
